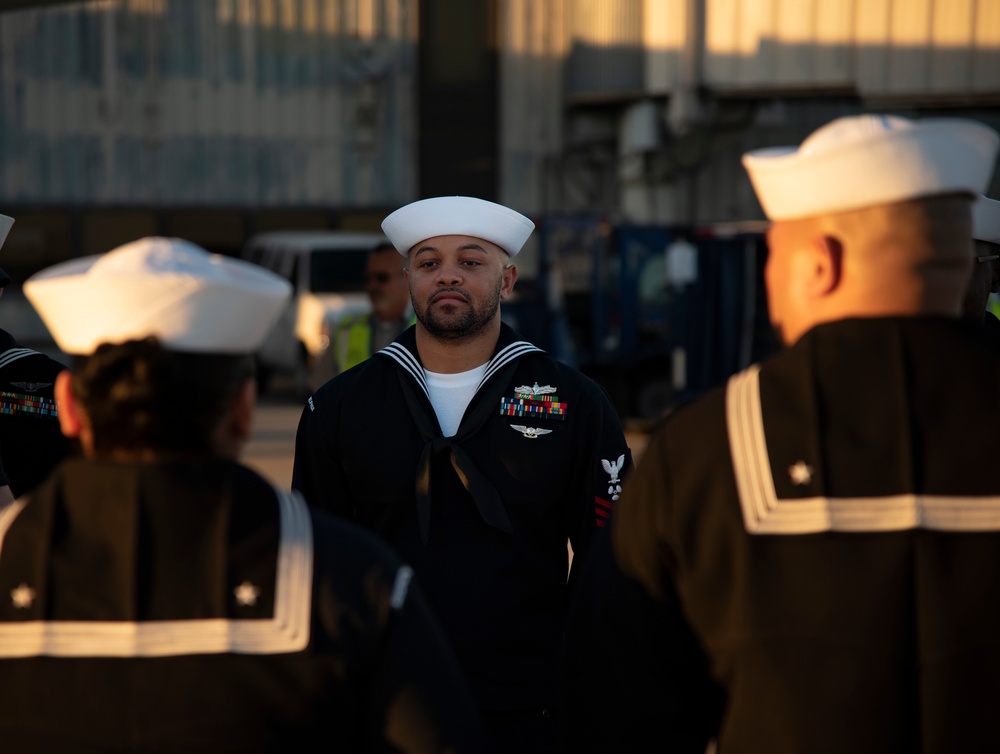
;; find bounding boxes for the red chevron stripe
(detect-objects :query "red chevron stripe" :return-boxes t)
[595,496,614,510]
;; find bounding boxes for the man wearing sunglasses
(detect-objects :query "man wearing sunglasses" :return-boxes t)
[963,195,1000,347]
[330,240,414,375]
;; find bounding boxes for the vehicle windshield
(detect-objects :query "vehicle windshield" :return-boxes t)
[308,248,372,293]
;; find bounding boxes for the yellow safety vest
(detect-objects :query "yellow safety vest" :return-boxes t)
[334,312,416,372]
[334,314,374,373]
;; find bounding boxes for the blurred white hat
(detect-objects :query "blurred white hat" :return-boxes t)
[381,196,534,258]
[973,195,1000,245]
[24,236,292,355]
[742,115,999,221]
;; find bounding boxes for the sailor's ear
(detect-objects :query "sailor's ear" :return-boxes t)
[500,263,518,300]
[54,370,85,439]
[804,233,844,298]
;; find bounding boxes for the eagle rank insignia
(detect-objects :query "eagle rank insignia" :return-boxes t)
[602,454,625,500]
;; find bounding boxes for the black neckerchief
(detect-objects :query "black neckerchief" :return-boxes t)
[377,323,542,543]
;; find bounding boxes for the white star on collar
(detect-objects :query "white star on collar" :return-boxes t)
[10,583,35,609]
[788,460,814,486]
[234,581,261,607]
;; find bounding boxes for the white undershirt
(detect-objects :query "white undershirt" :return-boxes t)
[424,364,488,437]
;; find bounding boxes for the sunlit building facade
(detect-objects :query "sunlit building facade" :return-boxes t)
[499,0,1000,222]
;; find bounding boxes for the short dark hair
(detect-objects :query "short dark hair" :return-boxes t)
[371,240,397,254]
[71,338,254,456]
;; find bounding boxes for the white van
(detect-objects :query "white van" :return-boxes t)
[240,230,387,391]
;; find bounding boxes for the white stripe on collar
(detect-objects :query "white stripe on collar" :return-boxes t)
[0,488,313,658]
[726,364,1000,534]
[0,498,27,551]
[379,339,541,397]
[380,343,428,394]
[478,341,542,390]
[0,349,39,371]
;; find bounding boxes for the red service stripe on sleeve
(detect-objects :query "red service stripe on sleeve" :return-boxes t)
[595,507,610,519]
[594,496,614,511]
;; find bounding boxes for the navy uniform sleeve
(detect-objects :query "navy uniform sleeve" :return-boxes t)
[566,380,631,582]
[366,564,486,753]
[291,390,354,519]
[312,514,485,752]
[564,424,723,752]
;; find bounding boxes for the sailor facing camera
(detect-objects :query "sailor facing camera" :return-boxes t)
[0,237,483,753]
[294,196,632,754]
[566,114,1000,752]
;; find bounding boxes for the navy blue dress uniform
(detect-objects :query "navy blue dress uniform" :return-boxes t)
[293,197,632,751]
[0,215,70,497]
[294,324,630,731]
[2,237,483,753]
[565,115,1000,752]
[0,328,70,496]
[0,458,482,752]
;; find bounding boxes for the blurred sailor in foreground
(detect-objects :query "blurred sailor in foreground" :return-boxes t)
[566,114,1000,752]
[0,237,482,752]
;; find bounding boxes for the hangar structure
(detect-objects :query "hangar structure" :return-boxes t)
[0,0,997,276]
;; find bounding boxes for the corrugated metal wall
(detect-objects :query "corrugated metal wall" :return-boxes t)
[499,0,1000,221]
[564,0,644,99]
[506,0,1000,100]
[500,0,565,212]
[0,0,417,207]
[703,0,1000,97]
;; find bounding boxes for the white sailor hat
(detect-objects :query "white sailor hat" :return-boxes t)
[381,196,535,258]
[742,115,999,221]
[973,195,1000,245]
[23,236,292,356]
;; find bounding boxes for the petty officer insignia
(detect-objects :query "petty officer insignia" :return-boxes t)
[593,454,626,529]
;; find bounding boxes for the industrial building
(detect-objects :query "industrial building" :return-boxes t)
[1,1,998,267]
